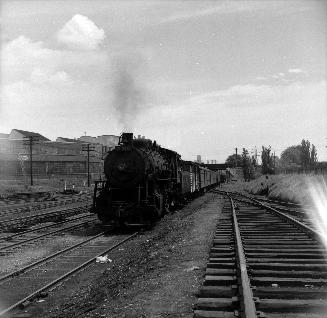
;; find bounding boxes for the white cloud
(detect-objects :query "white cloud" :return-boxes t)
[1,35,108,85]
[136,80,327,160]
[30,68,71,85]
[156,2,308,25]
[288,68,305,74]
[255,70,304,83]
[57,14,105,50]
[1,36,59,83]
[0,35,113,138]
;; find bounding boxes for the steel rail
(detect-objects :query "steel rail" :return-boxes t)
[0,231,138,317]
[228,195,257,318]
[0,204,90,228]
[0,213,93,241]
[0,195,90,214]
[0,217,96,252]
[214,189,321,240]
[0,231,107,283]
[250,197,322,239]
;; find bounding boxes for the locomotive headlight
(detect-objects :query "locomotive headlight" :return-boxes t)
[306,176,327,253]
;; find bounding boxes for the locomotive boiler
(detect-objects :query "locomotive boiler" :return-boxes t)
[92,133,180,225]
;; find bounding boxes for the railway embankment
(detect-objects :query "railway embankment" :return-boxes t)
[224,174,327,205]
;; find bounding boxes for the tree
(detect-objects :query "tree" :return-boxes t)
[280,140,318,170]
[280,145,302,168]
[241,148,255,181]
[261,146,274,174]
[300,139,311,169]
[225,154,242,167]
[225,149,255,180]
[310,144,317,167]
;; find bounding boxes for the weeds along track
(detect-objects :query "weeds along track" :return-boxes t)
[194,193,327,318]
[0,213,98,255]
[0,194,91,220]
[0,230,138,317]
[0,204,92,231]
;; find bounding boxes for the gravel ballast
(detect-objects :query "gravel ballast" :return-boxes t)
[15,192,224,318]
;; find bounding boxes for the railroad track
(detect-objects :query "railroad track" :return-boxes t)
[215,189,312,228]
[0,213,97,254]
[0,204,92,231]
[0,230,138,317]
[194,193,327,317]
[0,195,91,220]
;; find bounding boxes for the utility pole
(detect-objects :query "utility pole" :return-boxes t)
[82,143,95,187]
[23,136,39,186]
[273,151,276,172]
[235,147,238,167]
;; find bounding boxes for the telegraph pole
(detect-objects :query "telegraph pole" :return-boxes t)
[82,143,95,187]
[235,147,238,166]
[23,136,39,186]
[29,137,33,186]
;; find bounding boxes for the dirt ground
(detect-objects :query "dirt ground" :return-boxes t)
[12,192,224,318]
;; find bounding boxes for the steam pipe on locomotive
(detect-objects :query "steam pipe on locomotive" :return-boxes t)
[92,132,220,226]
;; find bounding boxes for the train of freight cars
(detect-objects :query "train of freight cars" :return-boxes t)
[91,133,220,226]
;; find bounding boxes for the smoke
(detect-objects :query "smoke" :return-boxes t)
[111,55,146,132]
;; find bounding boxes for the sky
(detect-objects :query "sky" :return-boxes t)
[0,0,326,162]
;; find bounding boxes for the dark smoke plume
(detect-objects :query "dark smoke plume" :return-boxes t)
[111,56,145,132]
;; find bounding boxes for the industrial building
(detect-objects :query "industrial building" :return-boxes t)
[0,129,119,181]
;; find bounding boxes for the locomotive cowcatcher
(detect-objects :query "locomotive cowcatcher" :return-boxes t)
[91,133,180,225]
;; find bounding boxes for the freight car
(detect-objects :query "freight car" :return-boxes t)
[91,133,219,225]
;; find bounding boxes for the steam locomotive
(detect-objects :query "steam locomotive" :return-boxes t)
[92,133,220,225]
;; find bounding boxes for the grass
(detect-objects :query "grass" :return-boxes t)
[224,174,327,205]
[0,176,94,199]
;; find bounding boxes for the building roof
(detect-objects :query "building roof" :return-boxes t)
[56,137,79,143]
[11,129,50,141]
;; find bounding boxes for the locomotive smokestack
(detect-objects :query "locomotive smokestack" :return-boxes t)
[121,132,133,145]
